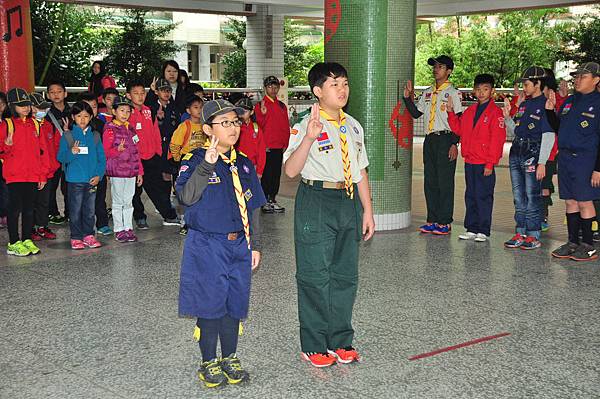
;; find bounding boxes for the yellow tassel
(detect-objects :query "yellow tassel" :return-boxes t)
[193,326,201,342]
[593,221,598,231]
[239,322,244,336]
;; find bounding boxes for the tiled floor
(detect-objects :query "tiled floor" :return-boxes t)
[1,142,598,398]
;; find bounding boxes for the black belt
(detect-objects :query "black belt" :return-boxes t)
[428,130,452,136]
[513,137,541,144]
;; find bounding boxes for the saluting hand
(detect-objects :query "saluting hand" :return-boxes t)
[305,103,323,141]
[117,138,126,152]
[205,135,220,164]
[72,140,80,155]
[502,98,512,119]
[516,89,526,107]
[251,250,261,271]
[260,98,267,115]
[404,80,414,99]
[559,80,569,98]
[545,90,557,111]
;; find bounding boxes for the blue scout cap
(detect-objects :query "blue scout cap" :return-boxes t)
[201,99,245,124]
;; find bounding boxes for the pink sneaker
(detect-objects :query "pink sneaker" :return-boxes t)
[115,231,128,243]
[71,239,85,250]
[126,230,138,242]
[82,235,102,248]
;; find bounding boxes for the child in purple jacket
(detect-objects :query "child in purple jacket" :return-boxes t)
[103,96,144,242]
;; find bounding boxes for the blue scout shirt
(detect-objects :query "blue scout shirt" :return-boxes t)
[557,91,600,153]
[514,95,553,141]
[176,147,266,234]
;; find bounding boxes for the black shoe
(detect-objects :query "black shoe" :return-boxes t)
[179,225,188,236]
[197,359,227,388]
[49,215,67,225]
[270,201,285,213]
[570,243,599,262]
[261,202,274,214]
[220,355,249,384]
[136,219,149,230]
[551,242,578,259]
[593,232,600,242]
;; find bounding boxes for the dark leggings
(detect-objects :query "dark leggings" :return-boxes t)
[7,183,37,244]
[196,315,240,361]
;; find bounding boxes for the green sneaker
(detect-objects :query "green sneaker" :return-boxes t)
[220,354,249,384]
[7,241,31,257]
[22,239,40,255]
[197,359,227,388]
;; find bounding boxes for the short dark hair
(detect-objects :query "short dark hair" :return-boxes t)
[46,79,66,92]
[103,87,119,97]
[71,101,94,118]
[529,78,547,91]
[79,91,98,103]
[126,79,145,93]
[0,92,10,118]
[188,83,204,94]
[474,74,495,87]
[185,95,203,108]
[308,62,349,93]
[543,68,558,91]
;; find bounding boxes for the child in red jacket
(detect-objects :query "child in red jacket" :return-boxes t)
[0,89,49,256]
[30,92,60,241]
[447,74,506,242]
[235,97,266,177]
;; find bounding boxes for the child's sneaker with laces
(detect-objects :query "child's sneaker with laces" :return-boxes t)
[520,236,541,250]
[22,239,40,255]
[301,352,337,368]
[7,241,31,256]
[126,230,138,242]
[458,231,476,240]
[71,239,85,250]
[31,229,43,241]
[82,235,102,248]
[327,347,360,364]
[504,233,525,248]
[419,223,435,233]
[37,226,57,240]
[432,224,451,235]
[551,242,578,259]
[115,231,128,243]
[570,243,598,262]
[97,226,113,236]
[220,354,249,384]
[197,359,227,388]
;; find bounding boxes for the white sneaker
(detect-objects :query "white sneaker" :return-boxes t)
[474,233,488,242]
[459,232,476,240]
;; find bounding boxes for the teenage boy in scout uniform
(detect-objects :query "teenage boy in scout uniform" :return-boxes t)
[403,55,463,235]
[284,62,375,368]
[503,66,555,250]
[551,62,600,261]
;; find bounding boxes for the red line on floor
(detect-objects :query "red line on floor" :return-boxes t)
[409,332,511,361]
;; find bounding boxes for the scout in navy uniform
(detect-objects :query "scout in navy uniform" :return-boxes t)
[284,62,375,368]
[176,99,266,388]
[503,66,555,250]
[551,62,600,261]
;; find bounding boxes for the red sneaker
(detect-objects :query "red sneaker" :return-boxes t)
[71,239,85,250]
[328,347,360,364]
[82,235,102,248]
[31,229,43,241]
[300,352,337,368]
[37,227,57,240]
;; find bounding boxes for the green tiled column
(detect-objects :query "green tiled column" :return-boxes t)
[325,0,416,230]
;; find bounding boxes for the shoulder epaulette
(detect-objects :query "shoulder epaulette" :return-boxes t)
[182,153,194,161]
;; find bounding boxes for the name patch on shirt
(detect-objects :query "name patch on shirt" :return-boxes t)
[529,114,541,121]
[208,172,221,184]
[317,132,334,152]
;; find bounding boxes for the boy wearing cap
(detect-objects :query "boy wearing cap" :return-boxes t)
[30,92,59,241]
[235,97,266,177]
[404,55,463,235]
[177,99,266,388]
[255,75,290,214]
[551,62,600,261]
[503,66,555,250]
[0,89,49,256]
[447,74,506,242]
[126,79,180,229]
[284,62,375,368]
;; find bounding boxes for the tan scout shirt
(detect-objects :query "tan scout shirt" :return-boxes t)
[283,109,369,183]
[417,81,463,133]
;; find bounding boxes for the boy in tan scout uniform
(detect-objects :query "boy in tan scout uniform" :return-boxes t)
[284,62,375,368]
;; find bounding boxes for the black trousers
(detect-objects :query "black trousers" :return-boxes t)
[48,169,69,217]
[423,134,457,224]
[133,155,177,221]
[95,177,109,228]
[33,181,50,227]
[7,183,36,244]
[261,149,284,202]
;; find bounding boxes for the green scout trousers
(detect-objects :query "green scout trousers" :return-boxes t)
[423,133,457,225]
[294,181,363,353]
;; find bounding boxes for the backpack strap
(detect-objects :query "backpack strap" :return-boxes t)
[32,119,40,137]
[182,119,193,146]
[47,111,64,135]
[5,118,14,136]
[63,130,74,148]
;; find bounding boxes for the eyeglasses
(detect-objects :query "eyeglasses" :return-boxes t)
[208,119,243,128]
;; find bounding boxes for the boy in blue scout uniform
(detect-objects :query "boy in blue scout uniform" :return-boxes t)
[551,62,600,261]
[176,99,266,388]
[504,66,555,250]
[284,62,375,368]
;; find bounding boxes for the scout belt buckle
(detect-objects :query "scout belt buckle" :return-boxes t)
[227,232,239,240]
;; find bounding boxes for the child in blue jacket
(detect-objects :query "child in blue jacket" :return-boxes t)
[57,101,106,250]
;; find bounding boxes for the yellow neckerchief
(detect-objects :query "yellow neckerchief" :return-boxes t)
[319,108,346,129]
[319,108,353,198]
[428,80,452,132]
[112,119,129,128]
[264,95,276,103]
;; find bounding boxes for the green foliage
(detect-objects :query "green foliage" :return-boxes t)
[104,10,181,86]
[31,0,111,86]
[559,7,600,65]
[220,19,247,88]
[415,9,569,88]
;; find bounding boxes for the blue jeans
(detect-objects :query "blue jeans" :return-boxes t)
[509,139,542,239]
[68,183,96,240]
